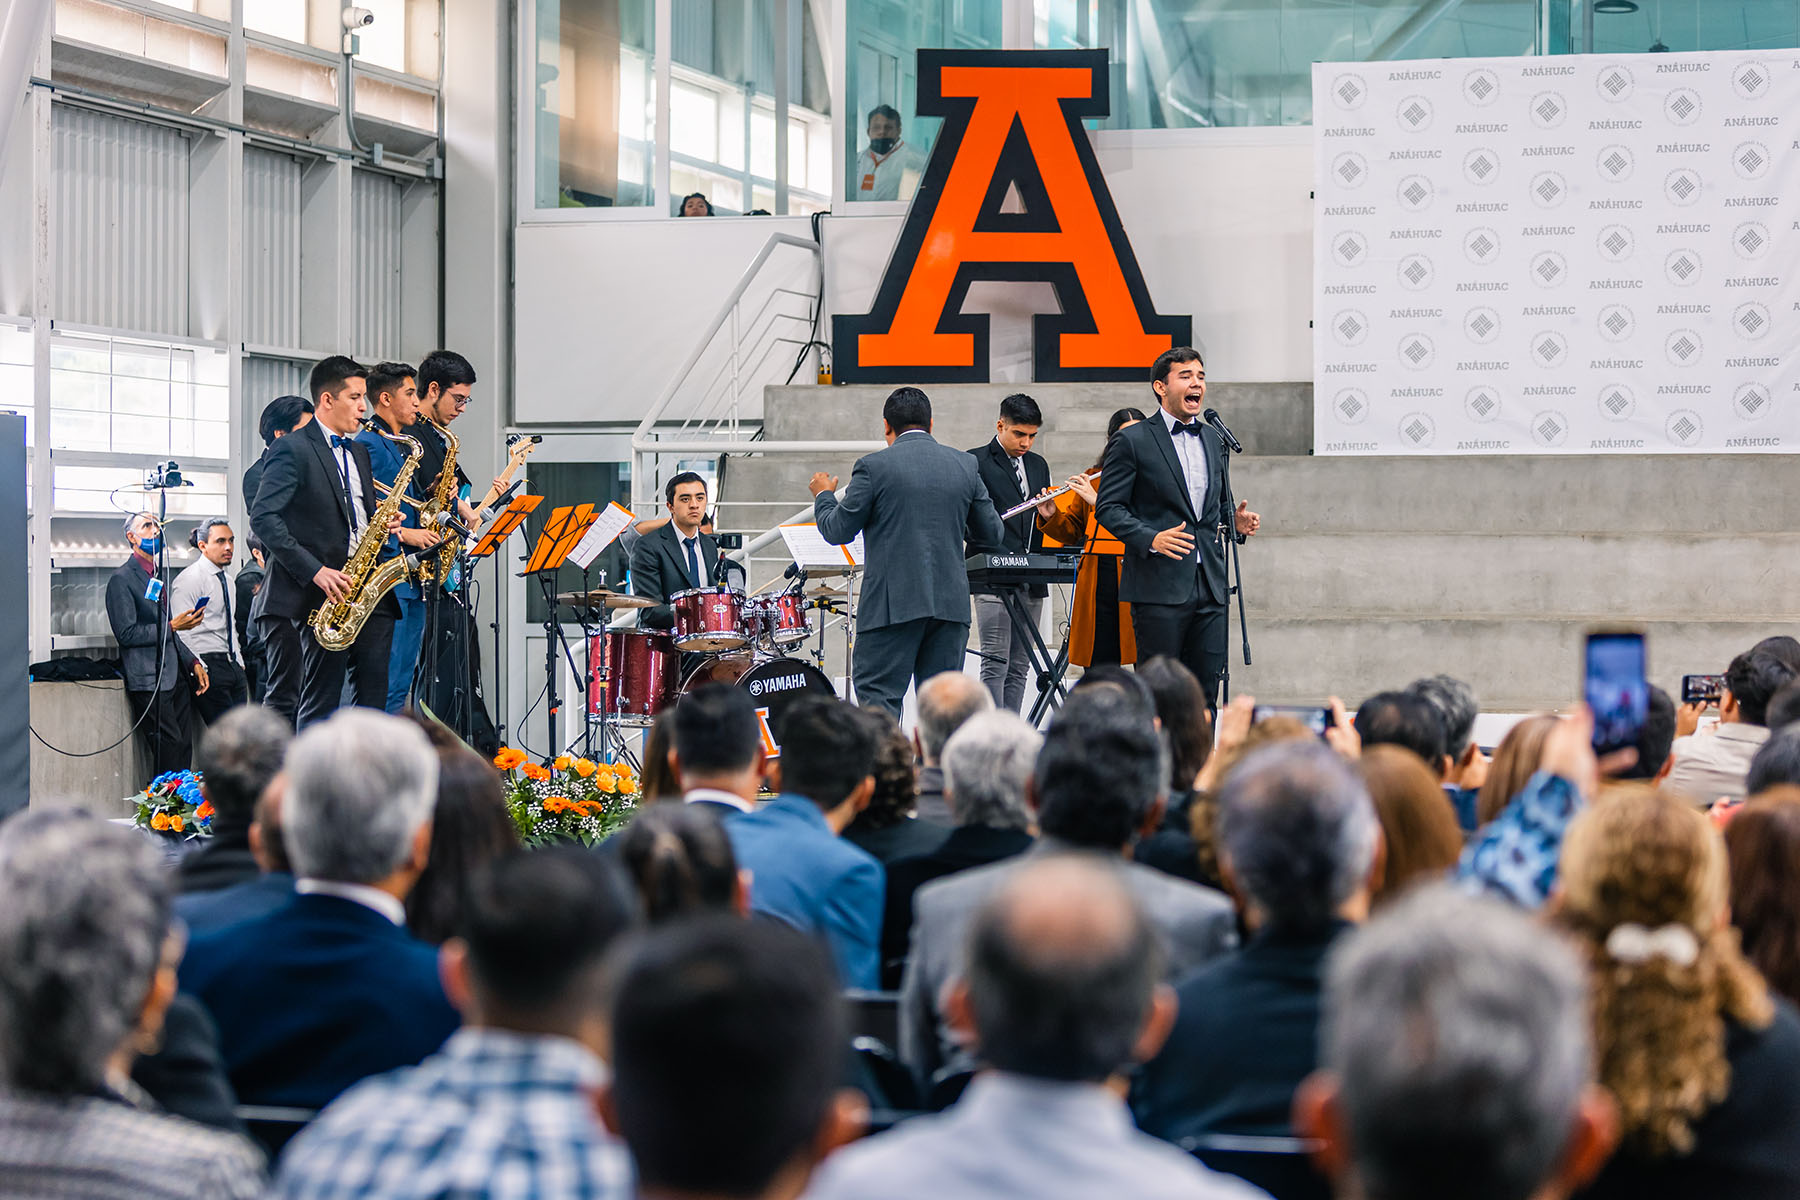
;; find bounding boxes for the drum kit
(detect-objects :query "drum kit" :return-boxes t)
[566,577,842,759]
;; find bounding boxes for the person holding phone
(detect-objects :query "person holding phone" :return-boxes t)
[170,517,249,724]
[1665,647,1797,806]
[106,512,210,778]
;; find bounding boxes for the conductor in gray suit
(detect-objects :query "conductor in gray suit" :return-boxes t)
[809,387,1006,716]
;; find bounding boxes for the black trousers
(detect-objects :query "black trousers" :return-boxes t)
[259,612,396,731]
[127,685,194,779]
[194,652,249,725]
[1131,596,1227,710]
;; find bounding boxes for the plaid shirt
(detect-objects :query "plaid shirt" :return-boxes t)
[1456,770,1581,909]
[273,1028,632,1200]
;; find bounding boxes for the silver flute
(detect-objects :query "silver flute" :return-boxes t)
[1000,471,1098,521]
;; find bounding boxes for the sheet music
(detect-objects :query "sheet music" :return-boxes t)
[778,522,864,567]
[568,501,635,570]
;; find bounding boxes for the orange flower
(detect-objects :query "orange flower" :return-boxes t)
[576,799,604,816]
[522,763,550,783]
[194,801,215,820]
[543,796,569,813]
[553,755,572,772]
[150,812,171,831]
[572,758,596,778]
[170,814,185,832]
[493,747,527,770]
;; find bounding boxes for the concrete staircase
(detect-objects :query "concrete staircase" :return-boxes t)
[714,382,1800,710]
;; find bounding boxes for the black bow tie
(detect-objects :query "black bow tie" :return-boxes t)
[330,434,354,450]
[1172,420,1203,437]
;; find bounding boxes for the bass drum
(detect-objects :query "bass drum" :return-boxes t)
[683,655,837,750]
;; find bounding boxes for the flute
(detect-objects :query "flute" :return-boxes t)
[1000,470,1099,521]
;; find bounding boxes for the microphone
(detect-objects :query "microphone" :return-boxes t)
[430,510,474,540]
[1202,408,1243,454]
[783,561,805,580]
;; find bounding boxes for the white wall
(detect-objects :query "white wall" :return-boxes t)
[513,126,1315,422]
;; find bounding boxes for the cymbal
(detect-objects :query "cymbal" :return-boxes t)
[558,589,654,610]
[805,583,849,599]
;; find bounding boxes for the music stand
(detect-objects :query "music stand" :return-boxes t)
[470,494,541,560]
[524,504,599,762]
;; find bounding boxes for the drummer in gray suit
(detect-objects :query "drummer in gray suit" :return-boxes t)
[809,387,1006,717]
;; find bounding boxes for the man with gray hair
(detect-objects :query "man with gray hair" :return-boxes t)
[1136,741,1382,1144]
[1293,886,1618,1200]
[177,704,291,895]
[1408,673,1487,829]
[880,711,1039,986]
[810,856,1264,1199]
[181,710,459,1110]
[912,670,993,823]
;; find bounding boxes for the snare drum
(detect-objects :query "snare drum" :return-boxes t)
[751,593,813,648]
[588,630,677,725]
[669,586,748,652]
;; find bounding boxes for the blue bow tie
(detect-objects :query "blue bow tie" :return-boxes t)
[1172,420,1203,437]
[330,434,353,450]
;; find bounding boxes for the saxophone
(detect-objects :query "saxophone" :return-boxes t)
[310,426,424,652]
[416,417,461,584]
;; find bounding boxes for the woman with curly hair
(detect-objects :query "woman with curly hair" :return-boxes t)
[843,706,947,865]
[1556,787,1800,1199]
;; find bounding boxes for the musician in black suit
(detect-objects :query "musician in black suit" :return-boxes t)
[968,394,1053,712]
[250,356,403,730]
[631,471,723,630]
[1095,349,1260,708]
[106,512,210,777]
[242,395,313,512]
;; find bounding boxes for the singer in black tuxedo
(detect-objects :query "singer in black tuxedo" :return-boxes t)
[1096,350,1259,707]
[250,364,399,730]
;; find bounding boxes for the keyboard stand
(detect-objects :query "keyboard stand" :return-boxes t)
[977,583,1070,726]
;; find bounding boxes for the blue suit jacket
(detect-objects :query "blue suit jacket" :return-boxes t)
[179,892,460,1109]
[725,795,885,989]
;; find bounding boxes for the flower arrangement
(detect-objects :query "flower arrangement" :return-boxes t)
[494,748,639,846]
[129,771,214,840]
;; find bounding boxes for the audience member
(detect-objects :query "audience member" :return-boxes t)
[175,771,294,936]
[1745,724,1800,796]
[1666,648,1797,805]
[1069,662,1157,719]
[812,857,1265,1200]
[1723,786,1800,1011]
[1357,745,1462,904]
[0,812,263,1198]
[1352,690,1448,776]
[275,848,638,1198]
[181,710,459,1109]
[900,688,1234,1090]
[599,916,864,1200]
[880,711,1039,987]
[912,671,993,823]
[1136,741,1380,1143]
[1763,680,1800,732]
[1406,674,1484,829]
[725,697,884,988]
[1615,684,1676,782]
[670,683,765,815]
[1556,787,1800,1199]
[845,707,947,864]
[1458,707,1602,909]
[407,726,520,945]
[1292,886,1617,1200]
[616,804,747,921]
[1197,695,1352,795]
[677,191,715,216]
[178,705,291,894]
[1476,713,1556,825]
[1134,657,1218,886]
[636,710,679,801]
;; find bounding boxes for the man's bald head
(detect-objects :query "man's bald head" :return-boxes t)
[960,856,1164,1083]
[916,671,993,765]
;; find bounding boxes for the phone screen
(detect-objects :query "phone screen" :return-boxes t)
[1681,673,1725,706]
[1253,704,1332,739]
[1585,631,1648,757]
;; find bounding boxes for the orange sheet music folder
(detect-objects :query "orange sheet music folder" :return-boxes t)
[522,503,597,574]
[471,494,542,559]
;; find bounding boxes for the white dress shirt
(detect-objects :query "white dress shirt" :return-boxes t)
[1160,406,1209,519]
[328,433,369,552]
[168,558,236,660]
[296,878,407,925]
[683,787,755,814]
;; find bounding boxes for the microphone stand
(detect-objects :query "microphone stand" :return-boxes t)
[1215,434,1252,707]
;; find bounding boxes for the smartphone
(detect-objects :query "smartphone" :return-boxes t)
[1584,628,1648,758]
[1253,704,1332,739]
[1681,673,1725,706]
[192,594,211,611]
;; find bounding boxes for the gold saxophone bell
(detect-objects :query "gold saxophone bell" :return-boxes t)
[309,426,424,652]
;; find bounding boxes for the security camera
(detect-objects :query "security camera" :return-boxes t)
[342,7,375,27]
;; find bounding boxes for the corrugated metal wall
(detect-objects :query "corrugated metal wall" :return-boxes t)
[242,356,308,411]
[52,106,190,336]
[350,168,404,360]
[242,147,305,348]
[673,0,714,72]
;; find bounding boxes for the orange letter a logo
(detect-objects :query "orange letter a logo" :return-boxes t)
[833,49,1190,383]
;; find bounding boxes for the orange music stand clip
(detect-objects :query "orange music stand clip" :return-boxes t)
[470,493,543,559]
[521,503,598,575]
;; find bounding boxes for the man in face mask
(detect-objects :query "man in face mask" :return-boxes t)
[854,105,921,202]
[106,511,210,779]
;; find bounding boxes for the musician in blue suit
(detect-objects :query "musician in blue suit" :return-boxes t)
[180,710,458,1110]
[724,698,885,989]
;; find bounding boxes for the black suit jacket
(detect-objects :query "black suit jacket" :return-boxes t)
[1096,411,1238,609]
[106,555,198,692]
[250,420,384,621]
[242,452,265,514]
[879,823,1034,988]
[630,520,721,630]
[968,439,1051,598]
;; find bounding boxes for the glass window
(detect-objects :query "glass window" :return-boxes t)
[846,0,999,202]
[534,0,656,209]
[48,333,229,459]
[244,0,307,45]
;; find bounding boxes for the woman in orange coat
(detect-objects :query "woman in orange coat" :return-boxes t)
[1035,407,1146,668]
